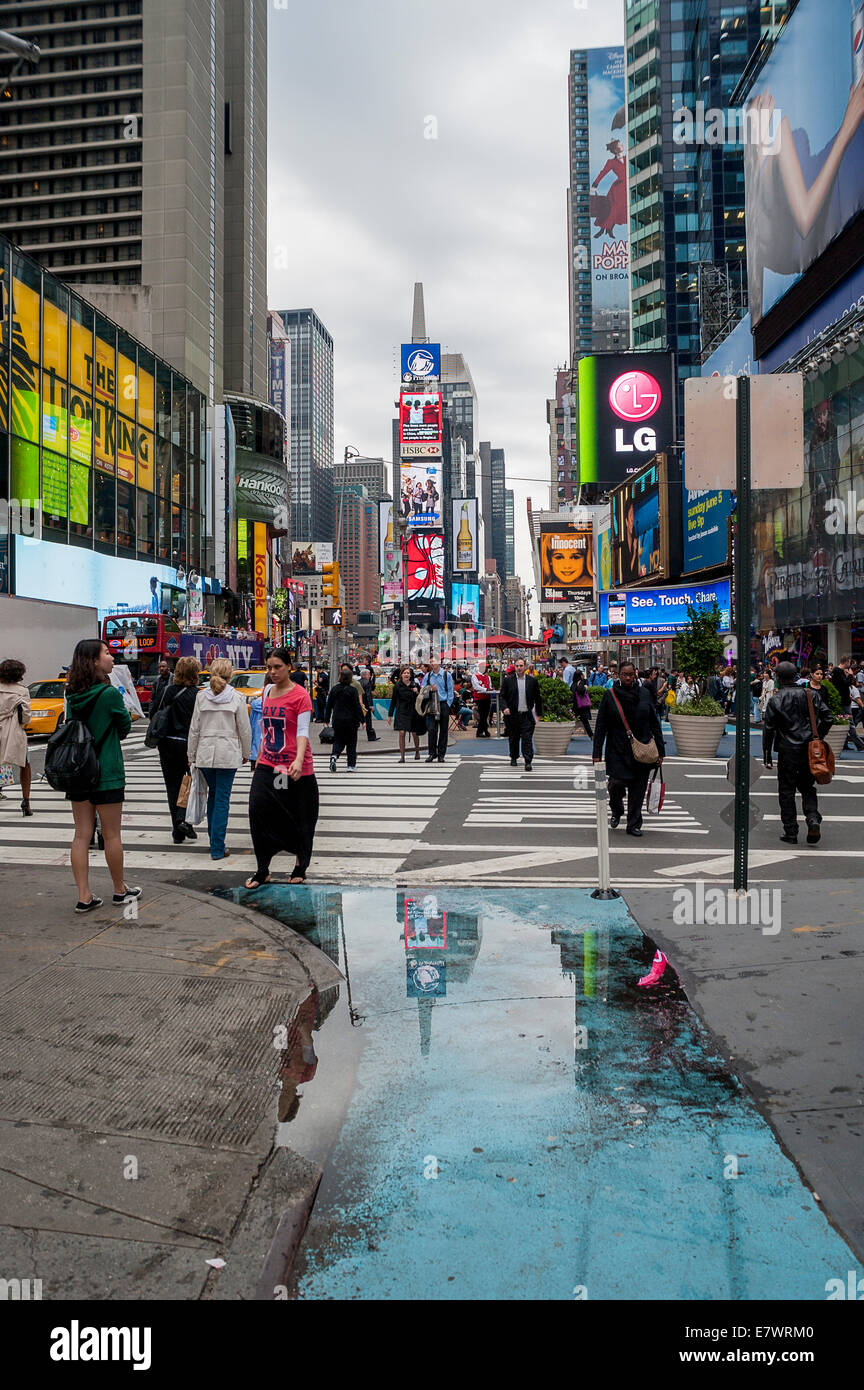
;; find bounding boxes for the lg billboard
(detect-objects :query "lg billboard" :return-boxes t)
[577,353,675,489]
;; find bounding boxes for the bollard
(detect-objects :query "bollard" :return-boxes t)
[591,763,620,900]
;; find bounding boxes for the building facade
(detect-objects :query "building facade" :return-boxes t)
[278,307,334,544]
[334,482,377,627]
[0,0,269,404]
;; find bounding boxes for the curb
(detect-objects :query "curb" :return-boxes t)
[255,1171,322,1300]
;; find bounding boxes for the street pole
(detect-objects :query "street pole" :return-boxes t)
[734,375,752,892]
[591,763,619,900]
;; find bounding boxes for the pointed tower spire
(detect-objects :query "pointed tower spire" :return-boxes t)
[411,282,428,343]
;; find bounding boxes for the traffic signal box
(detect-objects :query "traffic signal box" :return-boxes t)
[321,561,340,602]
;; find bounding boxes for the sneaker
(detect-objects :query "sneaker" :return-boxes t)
[329,755,337,773]
[347,766,357,773]
[74,896,103,914]
[112,885,142,906]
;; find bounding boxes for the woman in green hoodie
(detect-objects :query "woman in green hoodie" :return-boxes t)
[65,639,141,915]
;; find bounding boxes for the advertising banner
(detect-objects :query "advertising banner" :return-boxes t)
[179,633,264,668]
[290,541,333,573]
[405,531,445,601]
[13,536,180,624]
[450,581,480,622]
[538,521,594,606]
[451,497,478,573]
[378,499,403,600]
[587,48,630,341]
[400,457,442,527]
[253,522,268,635]
[683,488,734,572]
[611,456,668,585]
[744,0,864,328]
[268,335,289,420]
[577,352,675,489]
[598,579,732,636]
[399,390,443,453]
[400,344,441,382]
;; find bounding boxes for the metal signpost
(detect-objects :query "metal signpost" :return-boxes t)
[733,377,752,891]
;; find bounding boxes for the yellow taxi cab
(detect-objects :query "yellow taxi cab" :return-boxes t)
[27,677,67,735]
[228,669,269,706]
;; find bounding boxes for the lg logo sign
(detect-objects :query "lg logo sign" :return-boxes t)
[609,370,662,456]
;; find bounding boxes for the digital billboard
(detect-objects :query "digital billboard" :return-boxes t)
[400,457,442,527]
[577,352,675,489]
[404,531,445,601]
[378,499,403,601]
[14,536,179,625]
[399,391,443,455]
[744,0,864,328]
[451,497,478,573]
[598,579,732,636]
[538,521,594,606]
[683,488,734,573]
[611,455,671,585]
[401,344,441,382]
[450,582,480,622]
[587,48,630,341]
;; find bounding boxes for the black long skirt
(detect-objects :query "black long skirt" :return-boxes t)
[249,764,319,878]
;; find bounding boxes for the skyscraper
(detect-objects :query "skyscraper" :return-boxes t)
[278,307,334,543]
[440,353,478,458]
[0,0,269,404]
[489,447,508,584]
[342,455,389,503]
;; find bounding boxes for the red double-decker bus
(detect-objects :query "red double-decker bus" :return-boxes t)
[102,613,183,707]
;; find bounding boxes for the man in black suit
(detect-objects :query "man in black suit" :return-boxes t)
[500,657,543,771]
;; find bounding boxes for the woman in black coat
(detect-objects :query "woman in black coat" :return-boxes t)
[388,664,422,762]
[156,655,201,843]
[592,661,665,837]
[324,665,365,772]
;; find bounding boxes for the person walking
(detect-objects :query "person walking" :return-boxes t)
[313,666,329,723]
[155,655,200,844]
[763,660,832,845]
[325,664,365,772]
[64,638,140,913]
[829,657,864,751]
[388,664,422,762]
[186,657,251,861]
[420,657,454,763]
[500,657,543,771]
[758,665,775,721]
[571,668,593,738]
[246,647,318,888]
[0,659,33,816]
[592,660,665,837]
[149,659,171,716]
[359,666,379,741]
[470,663,493,738]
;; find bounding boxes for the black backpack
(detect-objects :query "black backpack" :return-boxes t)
[44,685,112,794]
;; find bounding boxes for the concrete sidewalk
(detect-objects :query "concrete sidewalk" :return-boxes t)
[0,870,343,1299]
[624,880,864,1263]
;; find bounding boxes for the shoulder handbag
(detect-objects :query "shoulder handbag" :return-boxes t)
[806,690,835,785]
[610,689,660,765]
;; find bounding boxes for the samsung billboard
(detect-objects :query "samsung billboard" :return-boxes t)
[599,579,732,637]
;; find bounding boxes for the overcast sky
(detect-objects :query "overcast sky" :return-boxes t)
[267,0,624,612]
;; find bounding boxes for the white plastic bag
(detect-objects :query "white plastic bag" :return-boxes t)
[185,768,208,826]
[110,664,144,721]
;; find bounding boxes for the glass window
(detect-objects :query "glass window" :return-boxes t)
[94,471,115,552]
[70,460,91,537]
[155,436,171,498]
[172,504,186,567]
[171,444,185,508]
[156,363,171,439]
[10,436,39,509]
[156,495,170,560]
[171,380,185,450]
[42,449,68,532]
[138,349,155,432]
[137,486,154,557]
[93,313,116,474]
[117,329,136,420]
[116,478,135,553]
[10,252,40,444]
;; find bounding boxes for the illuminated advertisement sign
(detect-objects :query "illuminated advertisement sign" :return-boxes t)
[683,488,734,573]
[450,581,480,622]
[405,531,445,601]
[451,497,478,573]
[586,48,630,341]
[538,521,594,606]
[400,457,442,527]
[400,344,441,382]
[378,499,403,601]
[743,0,864,328]
[611,456,670,586]
[598,579,732,636]
[253,522,268,635]
[577,352,675,489]
[13,536,178,624]
[399,390,443,454]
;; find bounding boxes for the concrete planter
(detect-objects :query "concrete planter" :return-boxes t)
[531,721,576,758]
[825,724,850,759]
[668,712,727,759]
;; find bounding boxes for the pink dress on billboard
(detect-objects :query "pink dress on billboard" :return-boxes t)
[592,156,627,235]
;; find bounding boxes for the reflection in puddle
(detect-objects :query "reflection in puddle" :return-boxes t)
[215,884,855,1300]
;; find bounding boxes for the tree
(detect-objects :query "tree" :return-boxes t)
[673,601,726,697]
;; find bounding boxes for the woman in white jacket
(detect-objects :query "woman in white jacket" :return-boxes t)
[187,658,252,861]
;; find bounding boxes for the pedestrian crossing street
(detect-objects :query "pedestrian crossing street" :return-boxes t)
[0,733,461,880]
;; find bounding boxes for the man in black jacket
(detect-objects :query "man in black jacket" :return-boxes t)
[592,661,665,836]
[763,661,833,844]
[149,659,171,716]
[500,657,543,770]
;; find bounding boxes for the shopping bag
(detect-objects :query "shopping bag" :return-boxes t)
[176,772,192,808]
[0,763,16,788]
[645,765,665,816]
[185,769,208,826]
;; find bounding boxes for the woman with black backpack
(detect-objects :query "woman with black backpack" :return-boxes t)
[63,638,140,915]
[154,655,201,843]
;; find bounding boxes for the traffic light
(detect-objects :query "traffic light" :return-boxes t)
[321,561,339,602]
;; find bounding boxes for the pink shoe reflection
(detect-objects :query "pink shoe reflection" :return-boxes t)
[637,949,669,988]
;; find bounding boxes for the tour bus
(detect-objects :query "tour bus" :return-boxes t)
[101,613,265,707]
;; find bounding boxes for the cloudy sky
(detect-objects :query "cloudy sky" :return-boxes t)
[267,0,624,608]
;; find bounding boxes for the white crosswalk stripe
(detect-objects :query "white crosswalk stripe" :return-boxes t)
[0,743,462,879]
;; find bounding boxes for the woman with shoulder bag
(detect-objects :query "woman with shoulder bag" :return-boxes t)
[388,664,422,762]
[155,655,200,845]
[592,660,665,837]
[0,658,33,815]
[571,668,594,738]
[325,664,365,772]
[187,657,252,861]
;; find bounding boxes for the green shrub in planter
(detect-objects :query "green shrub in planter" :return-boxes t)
[589,685,606,708]
[669,696,725,717]
[536,674,575,722]
[821,679,847,722]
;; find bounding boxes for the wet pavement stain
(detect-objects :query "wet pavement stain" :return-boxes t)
[217,884,857,1300]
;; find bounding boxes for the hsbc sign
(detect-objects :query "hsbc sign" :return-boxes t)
[578,353,675,490]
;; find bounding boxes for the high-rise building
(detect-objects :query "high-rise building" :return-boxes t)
[489,447,508,584]
[548,368,579,507]
[568,47,630,363]
[334,482,377,627]
[440,353,478,458]
[0,0,269,404]
[278,307,334,543]
[504,575,528,638]
[341,455,388,503]
[624,0,790,416]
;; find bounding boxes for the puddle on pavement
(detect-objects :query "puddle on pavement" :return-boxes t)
[216,884,855,1300]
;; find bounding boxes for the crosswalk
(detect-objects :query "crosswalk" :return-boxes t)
[0,735,460,881]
